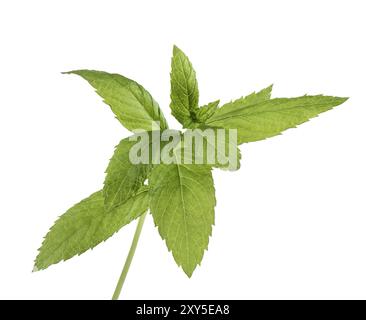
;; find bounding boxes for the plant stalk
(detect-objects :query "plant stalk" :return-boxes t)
[112,212,147,300]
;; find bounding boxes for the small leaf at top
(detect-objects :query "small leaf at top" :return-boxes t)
[170,46,199,127]
[194,100,220,125]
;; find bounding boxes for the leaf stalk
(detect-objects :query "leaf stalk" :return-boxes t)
[112,212,147,300]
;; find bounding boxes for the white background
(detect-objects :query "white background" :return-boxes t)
[0,0,365,300]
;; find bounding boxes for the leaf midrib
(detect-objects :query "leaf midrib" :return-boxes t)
[175,163,190,269]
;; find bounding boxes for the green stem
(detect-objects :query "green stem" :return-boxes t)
[112,212,147,300]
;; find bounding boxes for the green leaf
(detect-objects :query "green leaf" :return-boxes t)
[149,164,216,277]
[207,94,348,144]
[195,100,220,123]
[64,70,168,131]
[104,136,150,211]
[34,186,149,271]
[170,45,199,126]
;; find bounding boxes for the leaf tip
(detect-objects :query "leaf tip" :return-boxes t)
[172,45,184,56]
[183,269,194,278]
[32,265,39,273]
[62,70,79,76]
[340,96,349,103]
[332,96,349,107]
[181,264,197,278]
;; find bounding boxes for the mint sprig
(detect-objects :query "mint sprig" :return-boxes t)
[35,46,348,299]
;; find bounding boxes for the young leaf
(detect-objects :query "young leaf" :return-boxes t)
[149,164,216,277]
[64,70,168,131]
[170,46,199,126]
[104,136,150,211]
[34,186,149,271]
[196,100,220,123]
[206,95,348,144]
